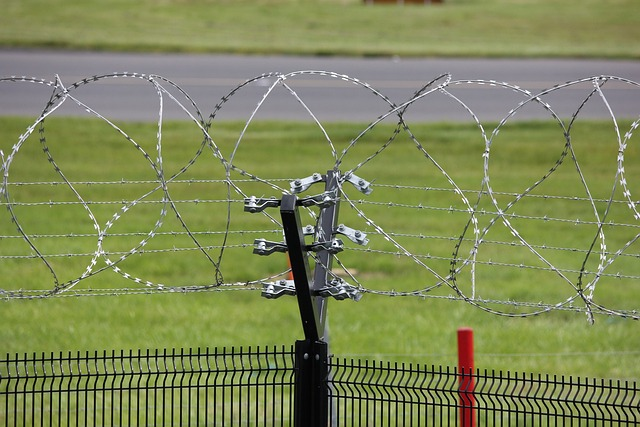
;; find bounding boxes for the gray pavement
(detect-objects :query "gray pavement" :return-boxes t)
[1,49,638,122]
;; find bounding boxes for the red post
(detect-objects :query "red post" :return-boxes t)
[287,255,294,280]
[457,327,476,427]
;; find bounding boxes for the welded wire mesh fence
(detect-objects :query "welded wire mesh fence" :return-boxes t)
[1,346,638,426]
[0,346,294,426]
[328,357,640,425]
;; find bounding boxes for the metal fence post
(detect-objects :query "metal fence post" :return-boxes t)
[280,194,323,342]
[280,194,330,426]
[294,340,329,427]
[458,327,476,427]
[268,171,364,426]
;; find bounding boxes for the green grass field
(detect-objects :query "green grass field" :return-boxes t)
[1,116,639,380]
[1,0,639,58]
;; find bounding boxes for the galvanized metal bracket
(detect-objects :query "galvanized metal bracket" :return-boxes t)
[298,189,339,209]
[344,172,373,195]
[290,172,324,193]
[262,280,296,299]
[307,238,344,254]
[244,196,281,213]
[262,278,362,302]
[253,239,287,256]
[335,224,369,246]
[317,278,363,301]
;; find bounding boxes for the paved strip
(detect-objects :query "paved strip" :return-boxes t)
[1,50,638,122]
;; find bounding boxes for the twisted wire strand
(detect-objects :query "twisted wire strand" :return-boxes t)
[1,72,639,322]
[39,74,223,293]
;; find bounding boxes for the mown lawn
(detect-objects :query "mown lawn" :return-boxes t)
[1,116,639,380]
[0,0,638,58]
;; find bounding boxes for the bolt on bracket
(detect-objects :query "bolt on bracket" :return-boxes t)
[290,173,324,193]
[253,238,288,256]
[262,280,296,299]
[244,196,281,213]
[307,238,344,254]
[344,172,373,195]
[298,189,339,209]
[317,278,362,301]
[262,278,362,301]
[335,224,369,246]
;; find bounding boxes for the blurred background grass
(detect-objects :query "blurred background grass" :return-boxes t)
[0,0,638,58]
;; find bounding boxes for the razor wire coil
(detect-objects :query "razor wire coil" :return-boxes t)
[1,71,639,323]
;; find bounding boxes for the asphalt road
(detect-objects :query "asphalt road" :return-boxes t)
[1,49,639,122]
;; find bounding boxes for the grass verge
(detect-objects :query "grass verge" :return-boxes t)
[0,0,639,58]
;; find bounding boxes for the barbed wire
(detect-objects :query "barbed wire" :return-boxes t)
[1,71,639,322]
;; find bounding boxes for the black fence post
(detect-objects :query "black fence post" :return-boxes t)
[280,194,322,342]
[247,170,368,425]
[294,339,329,427]
[280,193,331,427]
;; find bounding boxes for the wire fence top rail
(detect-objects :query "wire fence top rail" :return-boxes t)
[1,71,639,322]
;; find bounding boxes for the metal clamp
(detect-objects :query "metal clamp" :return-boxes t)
[253,239,287,256]
[298,189,339,209]
[290,173,324,193]
[262,280,296,299]
[317,278,362,301]
[307,238,344,254]
[244,196,280,213]
[263,278,362,301]
[335,224,369,246]
[344,172,373,195]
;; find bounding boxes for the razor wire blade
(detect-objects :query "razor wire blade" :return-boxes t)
[0,71,639,323]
